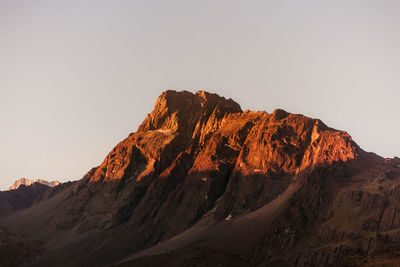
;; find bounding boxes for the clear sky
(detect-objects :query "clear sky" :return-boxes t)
[0,0,399,190]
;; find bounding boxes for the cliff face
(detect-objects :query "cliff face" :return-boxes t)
[2,90,399,266]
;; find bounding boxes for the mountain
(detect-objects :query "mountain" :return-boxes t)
[0,90,399,266]
[8,178,60,190]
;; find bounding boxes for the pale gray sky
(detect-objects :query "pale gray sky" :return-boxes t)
[0,0,399,190]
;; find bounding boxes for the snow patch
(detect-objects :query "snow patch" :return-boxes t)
[225,214,232,221]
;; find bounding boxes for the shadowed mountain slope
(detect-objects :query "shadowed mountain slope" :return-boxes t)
[0,182,52,216]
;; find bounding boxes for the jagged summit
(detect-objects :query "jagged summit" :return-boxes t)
[81,90,359,186]
[138,90,242,134]
[8,178,60,191]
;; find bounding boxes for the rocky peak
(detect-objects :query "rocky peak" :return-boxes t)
[270,108,290,122]
[137,90,242,136]
[80,90,361,190]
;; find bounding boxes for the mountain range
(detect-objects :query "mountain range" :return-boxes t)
[8,178,60,190]
[0,90,399,266]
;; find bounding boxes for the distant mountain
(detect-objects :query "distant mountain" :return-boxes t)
[0,90,399,266]
[8,178,60,190]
